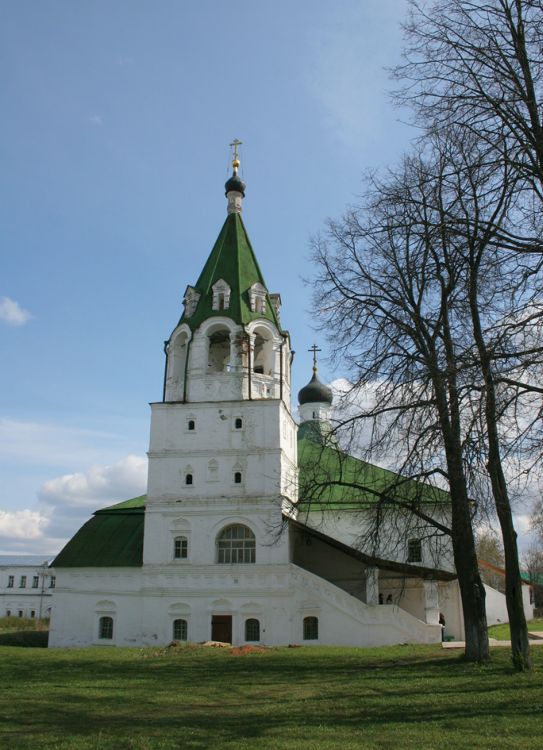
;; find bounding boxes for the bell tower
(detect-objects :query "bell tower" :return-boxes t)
[163,142,291,406]
[142,145,297,567]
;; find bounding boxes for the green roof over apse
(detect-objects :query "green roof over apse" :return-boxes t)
[177,212,282,332]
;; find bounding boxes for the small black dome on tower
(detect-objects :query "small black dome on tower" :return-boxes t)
[298,372,333,406]
[225,171,246,197]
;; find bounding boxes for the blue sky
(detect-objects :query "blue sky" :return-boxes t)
[0,0,446,554]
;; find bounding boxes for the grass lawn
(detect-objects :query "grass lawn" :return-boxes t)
[488,617,543,641]
[0,641,542,750]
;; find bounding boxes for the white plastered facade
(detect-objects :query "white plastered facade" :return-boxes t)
[49,183,526,649]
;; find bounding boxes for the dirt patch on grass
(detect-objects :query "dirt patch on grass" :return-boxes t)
[230,645,268,656]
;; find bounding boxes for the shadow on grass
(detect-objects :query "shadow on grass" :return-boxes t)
[0,630,49,647]
[1,646,542,750]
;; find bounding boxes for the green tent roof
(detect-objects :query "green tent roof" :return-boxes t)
[177,212,282,332]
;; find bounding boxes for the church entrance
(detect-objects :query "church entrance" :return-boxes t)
[211,615,232,643]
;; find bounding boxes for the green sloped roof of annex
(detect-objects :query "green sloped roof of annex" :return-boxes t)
[297,434,451,511]
[51,497,145,568]
[176,212,283,333]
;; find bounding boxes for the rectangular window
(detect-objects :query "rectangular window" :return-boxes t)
[19,576,27,588]
[7,575,14,588]
[49,576,56,589]
[30,610,36,619]
[32,576,39,588]
[407,539,422,563]
[174,538,188,559]
[18,610,23,618]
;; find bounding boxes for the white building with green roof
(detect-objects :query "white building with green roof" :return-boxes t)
[48,154,531,648]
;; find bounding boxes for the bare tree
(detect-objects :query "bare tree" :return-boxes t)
[389,0,543,671]
[531,498,543,542]
[311,148,492,662]
[395,0,543,199]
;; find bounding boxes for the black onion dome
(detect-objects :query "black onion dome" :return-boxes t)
[298,372,333,405]
[225,172,246,197]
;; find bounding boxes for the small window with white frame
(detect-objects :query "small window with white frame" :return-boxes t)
[303,616,319,640]
[249,283,267,314]
[234,417,243,430]
[187,418,196,432]
[7,576,14,588]
[32,576,39,588]
[19,576,26,588]
[99,616,114,640]
[49,576,56,589]
[174,536,188,560]
[211,279,231,311]
[245,618,260,642]
[173,618,188,641]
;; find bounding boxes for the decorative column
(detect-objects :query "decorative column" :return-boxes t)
[423,579,440,625]
[365,567,379,606]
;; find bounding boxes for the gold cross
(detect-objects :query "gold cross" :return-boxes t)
[308,344,321,373]
[230,138,242,168]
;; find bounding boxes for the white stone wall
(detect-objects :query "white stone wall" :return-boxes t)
[49,562,442,648]
[300,508,456,572]
[484,583,533,627]
[0,564,55,619]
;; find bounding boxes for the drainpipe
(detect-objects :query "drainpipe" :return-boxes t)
[162,341,169,402]
[279,338,284,403]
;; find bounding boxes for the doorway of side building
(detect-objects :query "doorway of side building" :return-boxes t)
[211,614,232,643]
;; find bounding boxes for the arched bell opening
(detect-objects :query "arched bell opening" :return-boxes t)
[208,329,231,372]
[165,329,190,401]
[253,328,274,376]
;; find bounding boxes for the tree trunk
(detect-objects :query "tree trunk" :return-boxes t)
[468,261,532,671]
[447,455,490,662]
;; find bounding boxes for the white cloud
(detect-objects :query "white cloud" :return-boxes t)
[0,296,32,326]
[39,454,147,511]
[0,452,147,555]
[0,509,49,540]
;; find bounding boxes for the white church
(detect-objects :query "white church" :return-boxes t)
[48,151,531,648]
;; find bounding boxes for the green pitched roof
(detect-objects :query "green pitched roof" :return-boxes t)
[178,212,281,332]
[52,497,145,568]
[297,435,451,510]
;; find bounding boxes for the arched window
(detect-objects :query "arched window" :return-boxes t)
[407,539,422,563]
[234,417,243,429]
[174,536,188,560]
[185,473,193,486]
[245,618,260,642]
[187,419,195,431]
[217,524,256,564]
[303,616,318,641]
[173,619,188,641]
[208,330,230,372]
[99,616,113,640]
[234,471,242,484]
